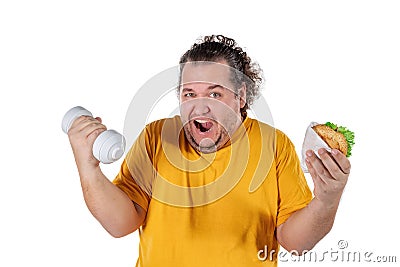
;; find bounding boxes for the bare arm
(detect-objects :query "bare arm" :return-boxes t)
[68,115,146,237]
[277,148,351,253]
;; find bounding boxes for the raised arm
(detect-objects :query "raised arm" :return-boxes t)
[277,148,351,253]
[68,115,146,237]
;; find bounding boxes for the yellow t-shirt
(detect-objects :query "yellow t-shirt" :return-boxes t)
[113,115,312,267]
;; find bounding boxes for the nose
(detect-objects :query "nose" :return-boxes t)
[192,97,211,115]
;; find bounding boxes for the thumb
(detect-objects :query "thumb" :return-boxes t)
[95,117,102,123]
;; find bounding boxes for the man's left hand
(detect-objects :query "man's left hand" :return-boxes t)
[305,148,351,207]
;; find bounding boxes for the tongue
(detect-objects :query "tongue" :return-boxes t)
[200,122,213,132]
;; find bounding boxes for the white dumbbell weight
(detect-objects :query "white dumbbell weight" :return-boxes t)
[62,106,126,164]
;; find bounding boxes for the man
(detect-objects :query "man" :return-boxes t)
[67,35,351,266]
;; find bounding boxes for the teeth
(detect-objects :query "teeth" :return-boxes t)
[195,119,208,123]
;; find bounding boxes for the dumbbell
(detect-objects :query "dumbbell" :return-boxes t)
[62,106,126,164]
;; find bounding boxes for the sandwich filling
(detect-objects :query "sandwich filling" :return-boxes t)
[312,122,355,157]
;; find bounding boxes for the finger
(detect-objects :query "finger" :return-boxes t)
[306,150,332,182]
[70,116,98,132]
[73,116,106,134]
[306,158,327,185]
[68,119,106,143]
[82,122,107,138]
[317,148,346,180]
[95,117,102,123]
[331,149,351,174]
[87,127,106,143]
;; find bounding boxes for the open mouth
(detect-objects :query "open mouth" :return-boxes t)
[193,119,214,133]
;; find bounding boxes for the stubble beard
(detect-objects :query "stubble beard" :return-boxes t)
[182,118,240,154]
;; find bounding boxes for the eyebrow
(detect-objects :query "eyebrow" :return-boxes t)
[181,84,224,93]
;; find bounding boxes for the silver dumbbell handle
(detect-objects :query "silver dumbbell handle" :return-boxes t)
[62,106,125,164]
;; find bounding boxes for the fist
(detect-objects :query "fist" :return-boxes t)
[67,116,107,168]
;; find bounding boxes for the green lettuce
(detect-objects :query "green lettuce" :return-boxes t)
[325,122,355,157]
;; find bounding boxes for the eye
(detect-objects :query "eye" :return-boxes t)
[183,92,195,97]
[209,92,221,98]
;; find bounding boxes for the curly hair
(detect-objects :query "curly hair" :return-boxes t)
[179,35,264,117]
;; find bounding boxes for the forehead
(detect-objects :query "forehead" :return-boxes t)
[181,61,235,89]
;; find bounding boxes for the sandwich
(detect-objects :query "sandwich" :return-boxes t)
[312,122,355,157]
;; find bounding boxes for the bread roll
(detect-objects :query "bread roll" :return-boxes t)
[312,124,348,155]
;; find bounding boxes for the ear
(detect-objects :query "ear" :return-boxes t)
[238,83,247,109]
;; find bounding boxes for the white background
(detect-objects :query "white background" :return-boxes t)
[1,0,399,266]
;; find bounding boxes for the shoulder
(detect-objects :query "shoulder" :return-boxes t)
[246,118,291,144]
[144,115,181,133]
[247,118,296,156]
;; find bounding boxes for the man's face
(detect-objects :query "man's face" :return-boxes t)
[179,61,246,153]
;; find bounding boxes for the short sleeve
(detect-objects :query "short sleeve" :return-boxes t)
[275,130,313,226]
[113,127,154,212]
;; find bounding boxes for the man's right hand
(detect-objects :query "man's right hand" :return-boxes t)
[66,114,145,237]
[67,115,107,170]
